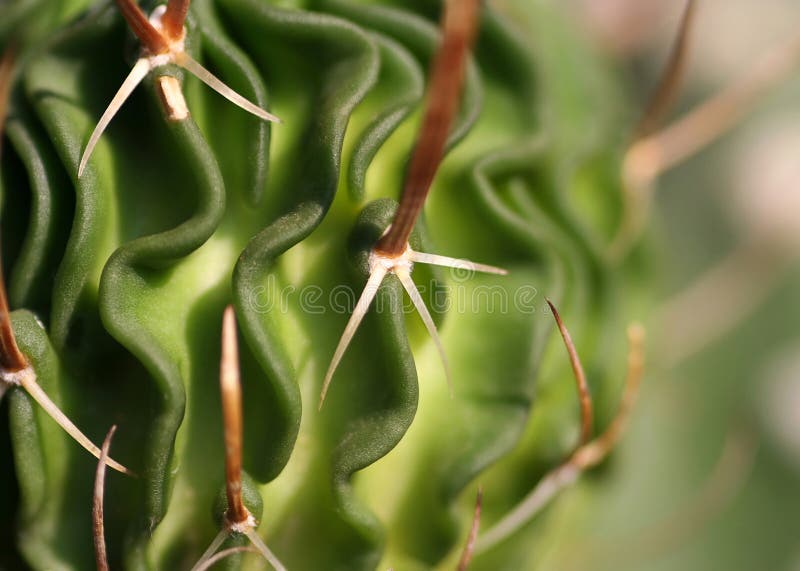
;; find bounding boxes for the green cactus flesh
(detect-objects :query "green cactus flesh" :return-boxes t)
[0,0,645,569]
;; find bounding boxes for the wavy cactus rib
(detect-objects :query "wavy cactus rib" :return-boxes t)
[0,1,651,569]
[1,46,133,479]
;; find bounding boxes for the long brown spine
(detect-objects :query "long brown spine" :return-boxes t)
[113,0,170,54]
[220,306,248,524]
[375,0,480,256]
[0,47,28,373]
[162,0,191,41]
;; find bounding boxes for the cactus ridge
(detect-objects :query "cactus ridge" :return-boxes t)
[1,1,638,569]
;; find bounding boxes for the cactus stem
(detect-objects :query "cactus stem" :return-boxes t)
[612,0,800,260]
[456,487,483,571]
[546,299,593,446]
[375,0,480,256]
[475,324,645,553]
[78,2,280,178]
[93,425,117,571]
[321,245,506,408]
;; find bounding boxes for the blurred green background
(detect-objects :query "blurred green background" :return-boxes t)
[537,1,800,569]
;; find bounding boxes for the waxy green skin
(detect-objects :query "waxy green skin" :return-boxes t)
[0,0,637,569]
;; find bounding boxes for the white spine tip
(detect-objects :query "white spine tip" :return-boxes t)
[79,57,151,180]
[408,251,507,276]
[178,54,281,124]
[396,268,454,397]
[319,267,387,410]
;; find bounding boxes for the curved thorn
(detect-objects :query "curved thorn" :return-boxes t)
[475,324,646,553]
[79,57,151,178]
[573,323,646,469]
[93,425,117,571]
[609,0,697,261]
[546,299,593,446]
[244,528,287,571]
[609,1,800,261]
[633,0,699,139]
[610,1,697,261]
[319,267,387,410]
[457,487,483,571]
[176,53,282,124]
[190,529,229,571]
[17,369,135,476]
[409,251,508,276]
[396,268,453,398]
[633,27,800,180]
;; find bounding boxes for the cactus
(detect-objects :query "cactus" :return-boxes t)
[3,0,797,570]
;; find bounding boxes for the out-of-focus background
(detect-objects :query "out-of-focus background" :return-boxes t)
[536,1,800,569]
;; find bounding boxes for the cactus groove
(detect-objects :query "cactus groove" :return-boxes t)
[1,0,647,569]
